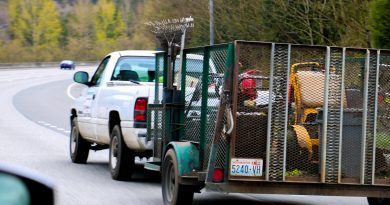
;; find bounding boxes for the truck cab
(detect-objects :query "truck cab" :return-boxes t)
[69,50,161,180]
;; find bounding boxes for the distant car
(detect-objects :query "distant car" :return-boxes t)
[60,60,75,70]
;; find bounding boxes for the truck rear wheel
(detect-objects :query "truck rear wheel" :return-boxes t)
[162,149,194,205]
[368,197,390,205]
[109,125,135,181]
[70,117,91,163]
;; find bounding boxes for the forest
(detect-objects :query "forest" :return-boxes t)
[0,0,389,62]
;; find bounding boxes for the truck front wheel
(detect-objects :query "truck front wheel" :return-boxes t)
[162,149,194,205]
[70,117,91,163]
[109,125,135,181]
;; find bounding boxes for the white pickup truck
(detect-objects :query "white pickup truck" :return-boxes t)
[69,50,160,180]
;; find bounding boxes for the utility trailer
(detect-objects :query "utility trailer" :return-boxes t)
[145,41,390,205]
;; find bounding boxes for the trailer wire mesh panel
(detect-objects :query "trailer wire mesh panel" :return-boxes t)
[224,41,390,185]
[375,51,390,185]
[227,42,271,180]
[180,45,229,171]
[154,40,390,188]
[147,104,166,160]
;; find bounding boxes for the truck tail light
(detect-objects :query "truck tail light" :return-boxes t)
[212,168,224,182]
[134,98,147,122]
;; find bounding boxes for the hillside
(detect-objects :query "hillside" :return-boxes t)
[0,0,389,63]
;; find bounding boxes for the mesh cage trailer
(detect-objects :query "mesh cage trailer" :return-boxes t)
[146,41,390,205]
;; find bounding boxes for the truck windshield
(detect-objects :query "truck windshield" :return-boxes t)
[111,56,156,82]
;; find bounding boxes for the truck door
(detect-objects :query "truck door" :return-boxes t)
[78,56,111,140]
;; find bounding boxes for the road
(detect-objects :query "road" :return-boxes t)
[0,67,368,205]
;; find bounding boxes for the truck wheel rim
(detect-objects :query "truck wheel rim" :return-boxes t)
[110,136,118,168]
[71,126,77,154]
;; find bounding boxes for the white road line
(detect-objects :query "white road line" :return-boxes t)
[67,83,77,100]
[37,121,68,134]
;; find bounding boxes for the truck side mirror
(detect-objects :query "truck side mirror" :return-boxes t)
[73,71,89,85]
[0,164,55,205]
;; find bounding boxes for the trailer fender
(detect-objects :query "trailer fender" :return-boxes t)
[166,142,200,176]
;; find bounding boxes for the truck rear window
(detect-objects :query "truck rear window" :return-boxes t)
[111,56,156,82]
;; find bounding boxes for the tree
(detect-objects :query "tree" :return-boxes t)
[94,0,126,56]
[8,0,62,61]
[0,0,382,62]
[334,0,371,48]
[261,1,331,45]
[369,0,390,48]
[212,0,264,44]
[116,0,142,37]
[129,0,186,49]
[258,0,372,47]
[66,0,96,60]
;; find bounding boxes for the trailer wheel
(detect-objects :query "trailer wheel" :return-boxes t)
[70,117,91,163]
[162,149,194,205]
[367,197,390,205]
[109,125,135,181]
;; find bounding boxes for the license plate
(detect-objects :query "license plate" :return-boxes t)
[230,158,263,177]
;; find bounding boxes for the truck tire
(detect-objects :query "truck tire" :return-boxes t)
[162,149,194,205]
[367,197,390,205]
[70,117,91,163]
[109,125,135,181]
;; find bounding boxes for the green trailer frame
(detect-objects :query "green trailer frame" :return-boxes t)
[146,41,390,205]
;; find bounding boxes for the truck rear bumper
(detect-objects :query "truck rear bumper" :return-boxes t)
[121,121,153,151]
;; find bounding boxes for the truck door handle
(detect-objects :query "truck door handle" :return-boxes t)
[92,94,96,100]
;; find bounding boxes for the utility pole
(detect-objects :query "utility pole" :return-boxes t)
[209,0,214,45]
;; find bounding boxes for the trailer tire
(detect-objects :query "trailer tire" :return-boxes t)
[367,197,390,205]
[162,149,194,205]
[70,117,91,163]
[109,125,135,181]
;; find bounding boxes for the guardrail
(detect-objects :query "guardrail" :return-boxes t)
[0,61,99,69]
